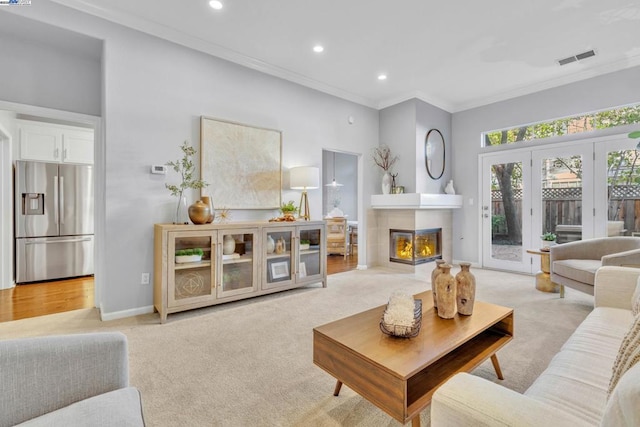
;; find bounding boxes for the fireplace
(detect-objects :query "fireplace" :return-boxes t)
[389,228,442,265]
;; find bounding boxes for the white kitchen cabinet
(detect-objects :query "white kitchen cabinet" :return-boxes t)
[17,120,94,164]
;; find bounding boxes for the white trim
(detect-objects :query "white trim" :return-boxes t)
[356,264,368,270]
[0,124,13,289]
[99,303,155,321]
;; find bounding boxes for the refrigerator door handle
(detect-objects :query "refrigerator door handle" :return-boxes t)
[54,175,59,225]
[25,237,92,245]
[59,176,65,224]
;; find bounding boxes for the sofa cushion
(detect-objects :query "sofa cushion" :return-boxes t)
[553,259,601,286]
[524,307,633,425]
[607,312,640,397]
[602,363,640,427]
[15,387,144,427]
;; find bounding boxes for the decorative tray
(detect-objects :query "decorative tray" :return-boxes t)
[379,299,422,338]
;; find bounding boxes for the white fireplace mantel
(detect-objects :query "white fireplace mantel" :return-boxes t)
[371,193,463,209]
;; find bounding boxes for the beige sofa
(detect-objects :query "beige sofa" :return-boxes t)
[431,266,640,426]
[0,332,144,427]
[550,237,640,295]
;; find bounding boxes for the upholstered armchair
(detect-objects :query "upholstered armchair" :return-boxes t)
[550,236,640,296]
[0,332,144,427]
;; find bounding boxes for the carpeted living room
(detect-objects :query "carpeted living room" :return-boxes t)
[2,1,640,427]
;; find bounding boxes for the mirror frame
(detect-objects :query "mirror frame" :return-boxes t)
[425,128,445,180]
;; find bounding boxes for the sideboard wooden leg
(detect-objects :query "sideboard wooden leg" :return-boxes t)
[491,354,504,380]
[333,380,343,396]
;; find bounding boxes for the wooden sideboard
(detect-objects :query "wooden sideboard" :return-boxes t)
[154,221,326,323]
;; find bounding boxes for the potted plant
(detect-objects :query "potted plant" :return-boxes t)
[299,239,310,251]
[166,141,208,224]
[541,232,557,250]
[175,248,204,264]
[280,200,298,219]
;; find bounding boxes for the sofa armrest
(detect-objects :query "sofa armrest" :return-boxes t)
[550,238,604,263]
[594,266,640,309]
[431,373,586,427]
[602,248,640,268]
[0,332,130,427]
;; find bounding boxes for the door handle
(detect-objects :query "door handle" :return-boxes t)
[54,175,59,224]
[25,237,92,245]
[59,176,64,224]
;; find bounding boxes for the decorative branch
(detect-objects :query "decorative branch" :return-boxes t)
[372,145,398,172]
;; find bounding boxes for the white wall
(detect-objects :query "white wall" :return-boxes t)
[416,99,452,194]
[4,1,379,317]
[451,65,640,264]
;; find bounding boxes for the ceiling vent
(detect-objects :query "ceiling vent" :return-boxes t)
[558,50,596,66]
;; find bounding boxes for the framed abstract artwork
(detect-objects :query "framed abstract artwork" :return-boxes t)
[200,116,282,209]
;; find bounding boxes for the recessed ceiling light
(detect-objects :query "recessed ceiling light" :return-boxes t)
[209,1,223,10]
[313,45,324,53]
[378,74,387,81]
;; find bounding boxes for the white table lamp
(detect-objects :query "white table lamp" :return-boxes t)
[290,166,319,221]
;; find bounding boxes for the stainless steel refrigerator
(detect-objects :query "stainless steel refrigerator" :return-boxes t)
[14,160,94,283]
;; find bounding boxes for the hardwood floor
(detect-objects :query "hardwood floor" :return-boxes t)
[0,276,94,323]
[0,252,355,323]
[327,252,358,275]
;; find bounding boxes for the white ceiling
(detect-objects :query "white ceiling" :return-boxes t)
[52,0,640,112]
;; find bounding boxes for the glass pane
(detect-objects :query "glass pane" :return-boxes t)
[607,149,640,236]
[221,232,254,292]
[490,161,522,261]
[541,155,582,244]
[266,230,292,284]
[173,235,212,300]
[299,228,322,277]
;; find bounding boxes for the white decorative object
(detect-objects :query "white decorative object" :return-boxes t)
[266,235,275,253]
[444,180,456,195]
[223,235,236,255]
[382,172,392,195]
[175,255,202,264]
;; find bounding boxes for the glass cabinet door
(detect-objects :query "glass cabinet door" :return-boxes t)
[297,224,325,283]
[217,228,258,298]
[168,231,216,307]
[263,226,295,289]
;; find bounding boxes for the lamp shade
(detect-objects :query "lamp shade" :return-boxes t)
[290,166,319,189]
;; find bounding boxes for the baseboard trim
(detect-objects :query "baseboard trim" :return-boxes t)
[356,264,368,270]
[100,304,155,321]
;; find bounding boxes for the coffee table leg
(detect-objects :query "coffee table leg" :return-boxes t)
[412,416,421,427]
[490,354,504,380]
[333,380,343,396]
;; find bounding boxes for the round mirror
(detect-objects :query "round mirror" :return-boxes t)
[425,129,445,180]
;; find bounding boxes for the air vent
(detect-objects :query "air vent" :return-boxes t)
[558,49,596,66]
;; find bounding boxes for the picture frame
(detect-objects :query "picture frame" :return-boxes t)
[200,116,282,209]
[269,260,290,281]
[299,262,307,278]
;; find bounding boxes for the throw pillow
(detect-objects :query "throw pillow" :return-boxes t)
[632,276,640,317]
[608,313,640,398]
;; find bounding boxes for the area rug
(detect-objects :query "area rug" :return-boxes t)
[0,267,593,426]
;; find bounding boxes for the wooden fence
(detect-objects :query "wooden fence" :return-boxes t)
[491,186,640,236]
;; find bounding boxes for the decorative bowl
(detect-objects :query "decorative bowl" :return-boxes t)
[380,299,422,338]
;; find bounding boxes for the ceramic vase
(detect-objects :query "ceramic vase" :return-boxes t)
[174,194,189,224]
[435,263,457,319]
[188,199,211,225]
[200,195,215,223]
[223,234,236,255]
[444,180,456,195]
[382,171,392,194]
[275,236,286,254]
[455,262,476,316]
[266,235,275,254]
[431,259,446,308]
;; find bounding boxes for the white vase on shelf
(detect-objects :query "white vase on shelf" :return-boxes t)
[382,172,392,194]
[444,180,456,195]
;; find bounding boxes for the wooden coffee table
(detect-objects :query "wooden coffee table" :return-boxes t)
[313,290,513,426]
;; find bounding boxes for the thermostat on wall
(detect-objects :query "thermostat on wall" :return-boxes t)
[151,165,167,174]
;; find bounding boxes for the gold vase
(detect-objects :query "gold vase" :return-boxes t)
[188,199,211,225]
[200,195,215,223]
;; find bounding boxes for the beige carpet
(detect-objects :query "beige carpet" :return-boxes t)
[0,267,593,426]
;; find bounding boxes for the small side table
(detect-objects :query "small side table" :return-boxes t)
[526,249,562,296]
